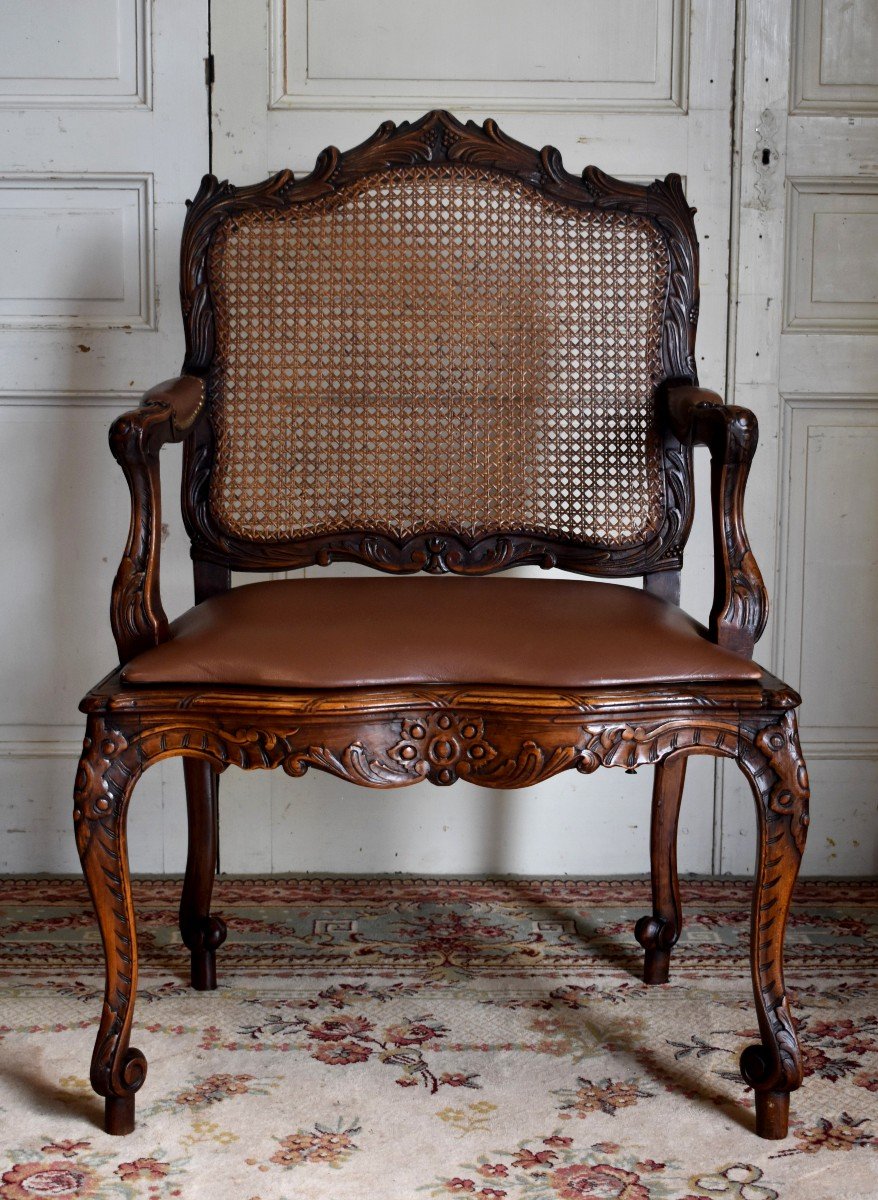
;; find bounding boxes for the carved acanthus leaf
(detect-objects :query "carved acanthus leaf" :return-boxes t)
[737,710,810,1097]
[754,712,810,856]
[582,720,739,771]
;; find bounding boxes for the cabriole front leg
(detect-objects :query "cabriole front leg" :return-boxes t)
[635,754,686,984]
[73,715,146,1135]
[738,711,810,1139]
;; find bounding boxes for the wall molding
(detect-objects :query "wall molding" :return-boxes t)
[0,727,84,759]
[0,173,155,330]
[790,0,878,115]
[803,739,878,761]
[774,393,878,763]
[0,390,138,409]
[269,0,690,114]
[783,177,878,334]
[0,0,152,110]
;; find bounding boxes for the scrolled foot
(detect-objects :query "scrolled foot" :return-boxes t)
[100,1045,145,1134]
[740,1041,774,1089]
[75,716,146,1136]
[741,1044,792,1137]
[743,1027,801,1137]
[637,756,685,984]
[634,915,673,985]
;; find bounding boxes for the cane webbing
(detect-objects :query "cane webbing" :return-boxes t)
[206,165,669,546]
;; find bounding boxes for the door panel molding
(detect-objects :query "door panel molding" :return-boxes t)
[0,0,151,109]
[269,0,690,113]
[774,394,878,760]
[783,177,878,334]
[790,0,878,114]
[0,173,154,330]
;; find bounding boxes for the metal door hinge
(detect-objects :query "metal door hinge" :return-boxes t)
[205,54,215,87]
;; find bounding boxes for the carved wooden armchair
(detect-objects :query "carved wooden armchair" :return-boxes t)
[74,111,809,1139]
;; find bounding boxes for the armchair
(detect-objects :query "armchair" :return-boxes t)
[74,111,809,1139]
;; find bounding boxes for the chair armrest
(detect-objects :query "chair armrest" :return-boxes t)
[666,385,768,657]
[109,375,206,663]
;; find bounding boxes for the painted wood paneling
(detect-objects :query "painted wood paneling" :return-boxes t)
[3,0,874,878]
[271,0,689,111]
[784,179,878,332]
[791,0,878,113]
[721,0,878,876]
[775,398,878,757]
[0,0,150,108]
[0,4,208,872]
[0,175,153,328]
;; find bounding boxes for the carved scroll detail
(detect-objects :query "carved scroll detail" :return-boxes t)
[179,109,698,579]
[74,718,146,1108]
[712,410,769,654]
[90,709,746,797]
[738,711,810,1106]
[579,720,739,772]
[109,406,171,661]
[754,713,811,855]
[109,377,206,664]
[667,388,769,655]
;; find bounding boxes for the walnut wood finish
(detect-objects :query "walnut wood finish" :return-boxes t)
[635,755,687,984]
[180,759,226,990]
[73,724,145,1136]
[74,112,810,1138]
[109,375,206,662]
[738,710,810,1138]
[75,675,809,1136]
[666,384,769,656]
[179,108,698,580]
[180,558,230,989]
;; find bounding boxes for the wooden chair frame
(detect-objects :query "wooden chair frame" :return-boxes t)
[74,112,809,1139]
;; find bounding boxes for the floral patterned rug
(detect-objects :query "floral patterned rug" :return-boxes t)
[0,876,876,1199]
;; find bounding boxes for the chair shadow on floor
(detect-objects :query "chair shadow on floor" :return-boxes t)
[7,1058,102,1130]
[121,878,756,1134]
[552,994,757,1135]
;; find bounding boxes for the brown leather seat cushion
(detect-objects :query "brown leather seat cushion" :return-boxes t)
[121,578,761,690]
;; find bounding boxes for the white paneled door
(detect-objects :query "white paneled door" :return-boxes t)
[0,2,209,871]
[2,2,874,877]
[721,0,878,875]
[207,0,737,876]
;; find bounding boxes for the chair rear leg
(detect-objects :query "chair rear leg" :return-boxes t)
[180,758,226,990]
[635,755,686,984]
[74,716,146,1134]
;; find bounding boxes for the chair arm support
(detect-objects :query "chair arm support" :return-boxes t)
[666,385,768,657]
[109,376,207,664]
